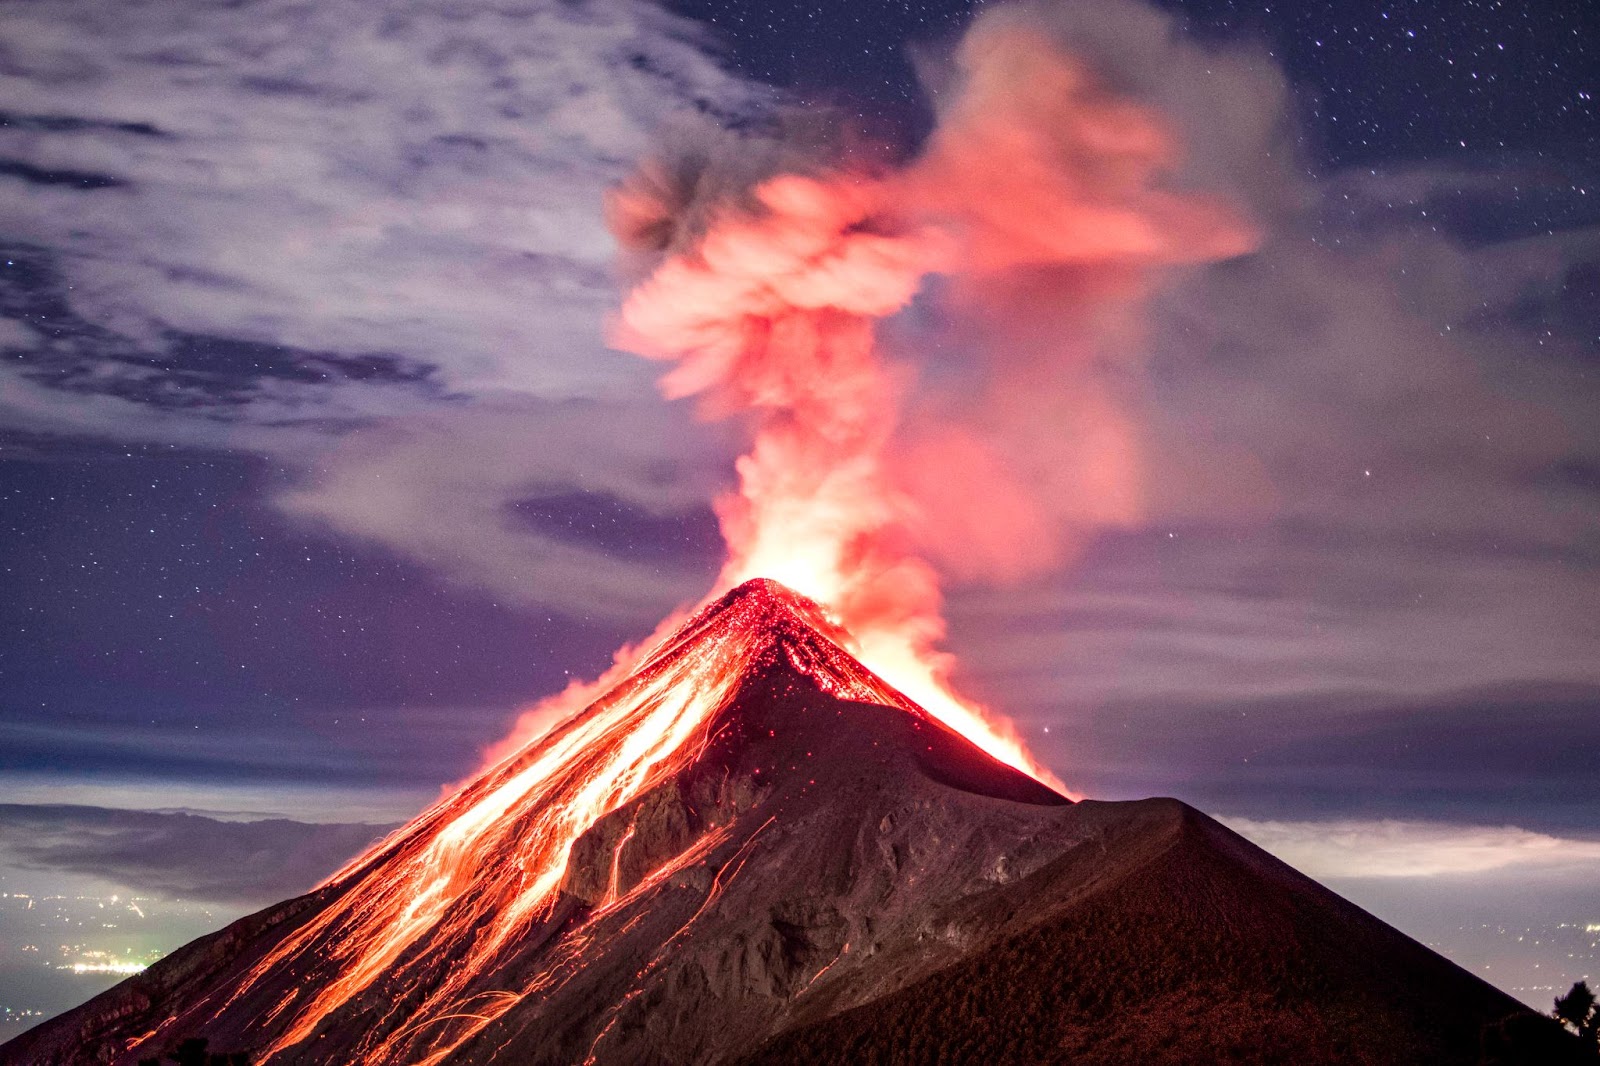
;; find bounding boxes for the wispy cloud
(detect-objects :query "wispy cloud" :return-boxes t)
[1015,682,1600,831]
[275,399,731,618]
[0,804,390,904]
[0,0,762,616]
[1222,816,1600,879]
[0,0,762,421]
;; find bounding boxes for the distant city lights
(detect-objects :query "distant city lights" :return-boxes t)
[64,961,147,976]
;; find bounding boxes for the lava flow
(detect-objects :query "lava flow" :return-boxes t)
[179,580,967,1065]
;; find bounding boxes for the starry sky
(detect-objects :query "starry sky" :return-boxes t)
[0,0,1597,1021]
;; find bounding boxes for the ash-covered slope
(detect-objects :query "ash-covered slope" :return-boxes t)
[1,580,1552,1065]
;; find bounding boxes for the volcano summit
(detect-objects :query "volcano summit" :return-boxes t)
[0,580,1555,1065]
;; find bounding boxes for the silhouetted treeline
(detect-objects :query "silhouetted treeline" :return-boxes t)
[1478,981,1600,1065]
[1556,981,1600,1048]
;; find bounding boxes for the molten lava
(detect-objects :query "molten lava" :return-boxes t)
[161,580,988,1064]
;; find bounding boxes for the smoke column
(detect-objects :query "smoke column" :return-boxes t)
[593,13,1254,786]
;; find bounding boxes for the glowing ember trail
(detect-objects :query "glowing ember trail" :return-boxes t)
[205,581,939,1064]
[176,21,1253,1064]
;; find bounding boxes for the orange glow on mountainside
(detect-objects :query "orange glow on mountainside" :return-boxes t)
[151,581,1016,1064]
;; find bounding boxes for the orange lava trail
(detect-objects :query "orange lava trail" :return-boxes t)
[233,599,756,1060]
[581,814,779,1066]
[224,583,940,1064]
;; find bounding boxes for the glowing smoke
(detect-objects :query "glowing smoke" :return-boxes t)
[598,13,1254,785]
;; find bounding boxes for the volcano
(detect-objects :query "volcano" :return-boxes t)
[2,579,1556,1065]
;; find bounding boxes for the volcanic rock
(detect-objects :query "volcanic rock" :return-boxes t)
[0,579,1567,1065]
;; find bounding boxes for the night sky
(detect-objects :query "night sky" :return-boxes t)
[1,0,1597,1024]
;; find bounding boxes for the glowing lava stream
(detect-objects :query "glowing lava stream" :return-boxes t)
[209,580,1049,1064]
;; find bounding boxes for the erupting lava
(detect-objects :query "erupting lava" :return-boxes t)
[610,168,1055,791]
[188,580,999,1064]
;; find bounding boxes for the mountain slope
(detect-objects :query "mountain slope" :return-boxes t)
[753,799,1539,1064]
[0,579,1554,1065]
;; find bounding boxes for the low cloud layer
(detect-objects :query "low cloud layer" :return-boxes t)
[1224,816,1600,879]
[0,805,390,904]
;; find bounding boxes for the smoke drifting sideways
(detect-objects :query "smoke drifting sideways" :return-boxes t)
[489,5,1257,789]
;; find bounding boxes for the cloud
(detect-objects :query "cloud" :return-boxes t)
[1221,815,1600,879]
[1319,157,1600,245]
[0,775,426,826]
[0,0,766,617]
[950,526,1600,714]
[275,399,731,618]
[0,0,769,476]
[1013,681,1600,833]
[1142,227,1598,544]
[0,0,762,412]
[0,695,608,797]
[0,804,391,904]
[0,243,446,436]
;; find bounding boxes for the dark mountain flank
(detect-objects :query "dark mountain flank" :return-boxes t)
[1,580,1559,1065]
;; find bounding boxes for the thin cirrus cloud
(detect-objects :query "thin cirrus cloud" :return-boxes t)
[0,804,392,905]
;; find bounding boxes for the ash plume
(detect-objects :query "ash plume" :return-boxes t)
[598,3,1256,784]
